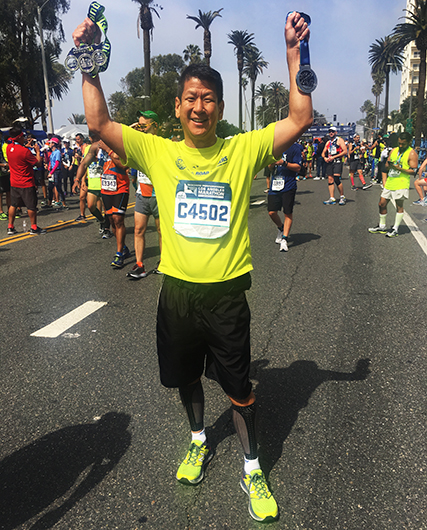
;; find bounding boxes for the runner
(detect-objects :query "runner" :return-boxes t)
[127,111,162,279]
[267,142,302,252]
[322,126,347,205]
[99,141,131,268]
[348,134,372,191]
[368,132,418,237]
[72,10,313,523]
[6,127,45,235]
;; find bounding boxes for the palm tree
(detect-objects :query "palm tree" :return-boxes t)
[132,0,163,110]
[183,44,202,64]
[186,9,223,67]
[268,81,288,121]
[368,36,403,131]
[243,47,268,130]
[371,71,385,128]
[227,30,254,130]
[392,0,427,147]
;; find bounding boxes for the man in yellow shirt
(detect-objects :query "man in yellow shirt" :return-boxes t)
[368,132,418,237]
[72,11,313,523]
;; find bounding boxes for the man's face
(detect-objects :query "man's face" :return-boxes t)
[175,77,224,148]
[354,135,360,142]
[75,135,83,145]
[398,138,409,151]
[138,116,157,135]
[329,130,337,139]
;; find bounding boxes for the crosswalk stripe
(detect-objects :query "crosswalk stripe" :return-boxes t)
[31,301,107,338]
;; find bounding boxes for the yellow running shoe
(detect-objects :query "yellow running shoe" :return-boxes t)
[240,469,279,522]
[176,440,212,485]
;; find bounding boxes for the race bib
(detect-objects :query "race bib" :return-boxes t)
[388,168,400,178]
[272,177,285,191]
[330,144,337,155]
[102,174,117,191]
[174,180,231,239]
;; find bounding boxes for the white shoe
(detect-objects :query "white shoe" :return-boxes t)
[275,229,283,244]
[313,176,320,180]
[279,238,288,252]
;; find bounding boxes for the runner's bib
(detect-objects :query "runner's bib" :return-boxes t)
[173,180,231,239]
[388,168,400,178]
[102,174,117,191]
[271,177,285,191]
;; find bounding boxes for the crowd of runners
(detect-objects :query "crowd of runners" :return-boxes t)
[0,111,164,276]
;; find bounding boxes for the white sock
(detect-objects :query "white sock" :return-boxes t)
[379,214,387,228]
[394,212,404,230]
[244,457,260,475]
[191,429,206,444]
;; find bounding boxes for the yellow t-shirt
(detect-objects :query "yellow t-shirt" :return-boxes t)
[122,123,276,283]
[386,146,412,191]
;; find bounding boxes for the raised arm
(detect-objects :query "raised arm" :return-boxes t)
[72,18,125,159]
[273,12,313,159]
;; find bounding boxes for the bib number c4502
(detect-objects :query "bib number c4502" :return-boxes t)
[174,180,232,239]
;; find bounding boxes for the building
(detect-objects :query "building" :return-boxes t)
[399,0,421,108]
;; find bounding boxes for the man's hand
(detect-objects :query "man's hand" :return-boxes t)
[72,17,101,48]
[284,11,310,50]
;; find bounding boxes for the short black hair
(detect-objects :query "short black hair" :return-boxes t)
[398,131,412,143]
[177,64,223,103]
[9,126,23,138]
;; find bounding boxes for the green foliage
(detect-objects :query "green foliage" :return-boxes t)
[216,120,243,138]
[108,56,182,131]
[0,0,71,127]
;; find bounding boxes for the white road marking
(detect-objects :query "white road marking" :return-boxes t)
[31,301,107,338]
[251,199,265,205]
[404,211,427,255]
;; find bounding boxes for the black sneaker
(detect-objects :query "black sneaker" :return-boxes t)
[102,229,113,239]
[368,225,387,234]
[7,227,17,235]
[362,183,373,190]
[75,214,86,221]
[122,245,131,259]
[385,228,399,238]
[29,226,46,235]
[127,264,148,279]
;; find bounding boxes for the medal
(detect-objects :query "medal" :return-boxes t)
[286,12,317,94]
[64,2,111,78]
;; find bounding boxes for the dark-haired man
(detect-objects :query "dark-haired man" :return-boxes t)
[6,127,45,235]
[322,126,347,205]
[72,11,313,523]
[368,131,418,237]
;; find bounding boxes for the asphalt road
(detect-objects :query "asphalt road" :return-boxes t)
[1,171,427,530]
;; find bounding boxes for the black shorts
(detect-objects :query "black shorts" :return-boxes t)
[349,160,362,172]
[102,192,129,215]
[326,161,343,177]
[156,273,253,399]
[0,174,10,193]
[268,189,296,215]
[10,186,37,210]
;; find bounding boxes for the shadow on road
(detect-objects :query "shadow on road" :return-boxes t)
[0,412,131,530]
[205,359,370,477]
[289,232,321,248]
[252,358,371,475]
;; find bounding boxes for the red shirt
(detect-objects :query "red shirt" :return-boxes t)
[6,143,38,188]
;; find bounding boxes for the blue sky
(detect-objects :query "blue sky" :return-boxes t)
[54,0,407,130]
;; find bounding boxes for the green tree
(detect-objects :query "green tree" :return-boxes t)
[243,46,268,130]
[268,81,288,121]
[368,36,403,131]
[360,99,376,133]
[186,9,223,67]
[132,0,163,111]
[68,113,86,124]
[371,71,385,126]
[392,0,427,147]
[216,119,243,138]
[183,44,202,64]
[227,30,254,130]
[0,0,71,128]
